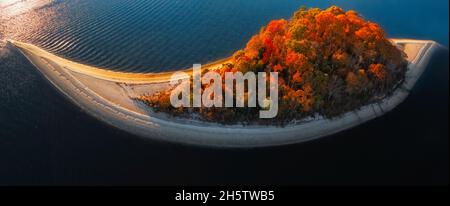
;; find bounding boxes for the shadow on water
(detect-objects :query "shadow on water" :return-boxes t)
[0,44,448,185]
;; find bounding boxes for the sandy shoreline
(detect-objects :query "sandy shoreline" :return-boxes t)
[7,40,232,84]
[8,39,442,147]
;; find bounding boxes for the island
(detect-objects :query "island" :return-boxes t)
[7,6,442,147]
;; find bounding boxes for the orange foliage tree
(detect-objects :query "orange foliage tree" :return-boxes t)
[139,6,407,125]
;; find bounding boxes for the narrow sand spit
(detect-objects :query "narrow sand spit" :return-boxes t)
[8,39,442,147]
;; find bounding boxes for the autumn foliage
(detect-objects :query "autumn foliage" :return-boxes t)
[139,6,407,125]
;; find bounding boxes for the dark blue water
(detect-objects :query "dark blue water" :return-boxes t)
[0,0,448,185]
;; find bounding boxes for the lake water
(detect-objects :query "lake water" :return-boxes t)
[0,0,448,185]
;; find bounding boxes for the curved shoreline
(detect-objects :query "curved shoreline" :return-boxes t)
[8,39,441,147]
[7,40,232,84]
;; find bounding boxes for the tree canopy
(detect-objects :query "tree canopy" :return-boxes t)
[138,6,407,125]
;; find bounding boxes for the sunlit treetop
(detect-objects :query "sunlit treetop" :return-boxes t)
[140,6,408,125]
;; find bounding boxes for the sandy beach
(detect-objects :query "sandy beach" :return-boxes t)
[7,39,442,147]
